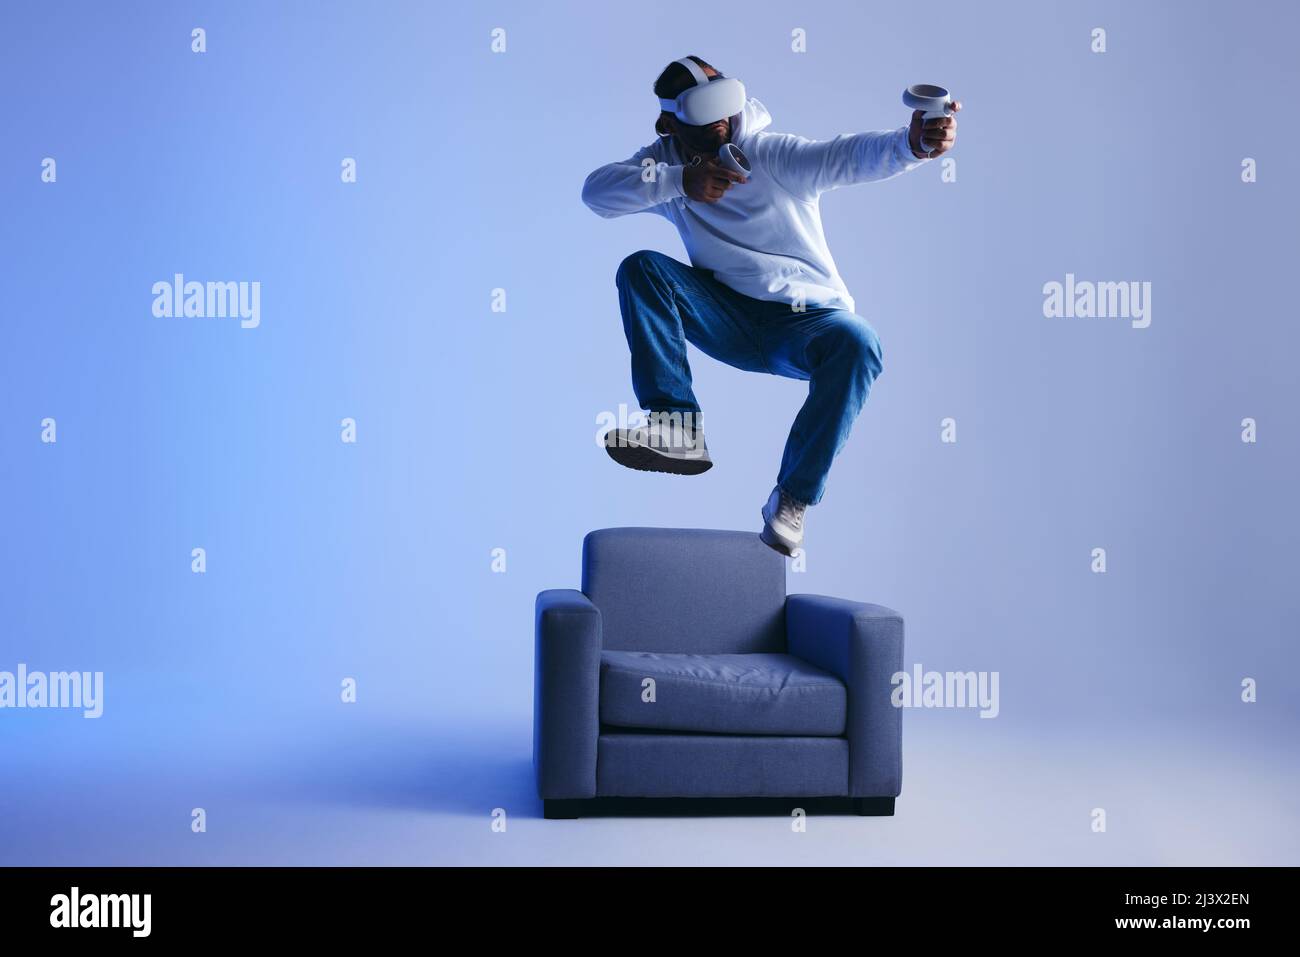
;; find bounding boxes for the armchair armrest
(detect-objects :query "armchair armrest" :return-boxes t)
[786,594,904,798]
[533,589,602,799]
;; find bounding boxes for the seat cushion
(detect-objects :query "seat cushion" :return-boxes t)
[597,732,848,797]
[599,652,847,736]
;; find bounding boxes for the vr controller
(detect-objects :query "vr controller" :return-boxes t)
[902,83,953,122]
[689,142,751,180]
[716,142,751,178]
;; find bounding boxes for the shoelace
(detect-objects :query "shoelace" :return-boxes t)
[636,419,700,448]
[778,492,805,530]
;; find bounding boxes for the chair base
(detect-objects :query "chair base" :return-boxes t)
[853,797,896,816]
[544,796,895,819]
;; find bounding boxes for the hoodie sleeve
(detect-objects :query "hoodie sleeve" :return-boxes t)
[755,127,927,200]
[581,144,685,218]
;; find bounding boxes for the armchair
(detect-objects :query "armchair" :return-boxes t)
[534,528,903,818]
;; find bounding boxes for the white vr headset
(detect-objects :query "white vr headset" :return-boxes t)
[657,58,746,126]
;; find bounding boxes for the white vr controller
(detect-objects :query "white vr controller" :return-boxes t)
[902,83,954,121]
[716,142,751,178]
[690,142,751,180]
[902,84,953,157]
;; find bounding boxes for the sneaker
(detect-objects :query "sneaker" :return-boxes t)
[760,486,806,555]
[604,411,713,476]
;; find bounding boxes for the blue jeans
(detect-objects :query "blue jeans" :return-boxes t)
[615,250,883,506]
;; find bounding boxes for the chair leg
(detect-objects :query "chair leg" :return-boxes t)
[853,797,895,816]
[543,799,584,819]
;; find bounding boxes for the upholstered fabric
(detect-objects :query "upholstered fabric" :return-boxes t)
[785,594,905,798]
[533,529,905,809]
[533,590,602,799]
[599,651,846,736]
[582,528,785,653]
[596,732,848,798]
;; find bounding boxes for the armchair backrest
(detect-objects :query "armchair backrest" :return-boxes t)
[582,527,786,653]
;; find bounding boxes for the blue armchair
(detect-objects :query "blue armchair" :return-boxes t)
[534,528,903,818]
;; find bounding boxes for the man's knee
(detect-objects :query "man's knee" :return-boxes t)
[832,316,884,379]
[616,249,670,288]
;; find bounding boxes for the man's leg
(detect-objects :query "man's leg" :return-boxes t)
[615,249,767,412]
[759,308,885,506]
[608,250,767,473]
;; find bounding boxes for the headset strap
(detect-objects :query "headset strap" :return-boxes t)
[676,57,710,86]
[658,57,712,113]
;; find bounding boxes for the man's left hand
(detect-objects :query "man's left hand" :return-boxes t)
[909,100,961,159]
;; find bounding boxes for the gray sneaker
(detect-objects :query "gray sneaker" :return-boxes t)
[604,411,712,476]
[760,486,806,555]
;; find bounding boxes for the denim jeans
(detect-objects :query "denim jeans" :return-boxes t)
[615,249,883,506]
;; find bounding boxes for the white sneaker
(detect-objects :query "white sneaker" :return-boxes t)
[760,486,806,555]
[604,411,713,476]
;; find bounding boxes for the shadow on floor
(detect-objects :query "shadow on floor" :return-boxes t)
[254,720,541,818]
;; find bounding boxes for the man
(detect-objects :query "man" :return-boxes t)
[582,56,959,555]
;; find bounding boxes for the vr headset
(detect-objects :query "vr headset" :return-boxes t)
[657,58,746,126]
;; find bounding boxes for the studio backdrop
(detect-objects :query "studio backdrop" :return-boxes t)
[1,0,1296,865]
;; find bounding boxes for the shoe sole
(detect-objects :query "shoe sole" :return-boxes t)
[759,520,799,556]
[605,442,713,476]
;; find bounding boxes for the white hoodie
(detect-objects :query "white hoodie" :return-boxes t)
[582,98,928,313]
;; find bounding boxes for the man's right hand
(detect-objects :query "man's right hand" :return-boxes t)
[682,158,746,203]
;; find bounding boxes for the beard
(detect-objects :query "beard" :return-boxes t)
[677,118,731,155]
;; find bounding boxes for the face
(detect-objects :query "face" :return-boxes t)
[669,116,732,155]
[660,64,733,157]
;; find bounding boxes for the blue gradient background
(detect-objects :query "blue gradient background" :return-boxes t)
[2,0,1297,864]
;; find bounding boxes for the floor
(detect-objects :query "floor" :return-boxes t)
[4,709,1295,866]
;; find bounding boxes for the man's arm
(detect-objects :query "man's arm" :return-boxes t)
[581,144,686,218]
[755,127,926,200]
